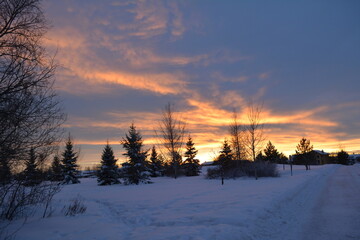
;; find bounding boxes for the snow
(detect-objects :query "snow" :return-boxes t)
[7,164,360,240]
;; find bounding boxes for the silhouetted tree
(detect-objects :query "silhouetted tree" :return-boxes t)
[218,139,233,185]
[49,155,63,181]
[263,141,280,163]
[148,146,164,177]
[337,150,349,165]
[121,124,150,185]
[229,110,245,163]
[256,151,265,161]
[61,137,80,184]
[244,102,265,180]
[183,137,200,176]
[295,138,313,170]
[23,148,41,186]
[0,0,65,183]
[156,103,186,179]
[98,143,120,185]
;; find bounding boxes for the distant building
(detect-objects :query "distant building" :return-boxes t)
[311,150,330,165]
[290,150,330,165]
[201,161,214,166]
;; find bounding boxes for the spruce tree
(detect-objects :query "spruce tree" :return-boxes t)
[61,137,80,184]
[337,150,349,165]
[218,139,233,185]
[50,155,64,181]
[148,146,164,177]
[121,124,150,185]
[183,137,200,176]
[23,148,41,186]
[263,141,280,163]
[98,143,120,185]
[256,151,265,161]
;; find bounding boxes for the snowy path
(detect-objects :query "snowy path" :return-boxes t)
[302,164,360,240]
[250,164,360,240]
[10,164,360,240]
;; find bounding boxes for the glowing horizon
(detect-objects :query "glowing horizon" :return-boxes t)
[44,1,360,168]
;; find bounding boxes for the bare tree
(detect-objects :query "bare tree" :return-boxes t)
[229,110,246,164]
[156,103,186,179]
[0,0,65,182]
[244,102,265,180]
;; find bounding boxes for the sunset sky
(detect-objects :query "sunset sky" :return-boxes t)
[43,0,360,167]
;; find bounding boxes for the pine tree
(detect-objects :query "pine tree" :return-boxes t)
[218,139,233,185]
[61,137,80,184]
[337,150,349,165]
[98,143,120,185]
[183,137,200,176]
[256,151,265,161]
[50,155,64,181]
[295,138,313,170]
[23,148,41,186]
[263,141,280,163]
[121,124,151,185]
[148,146,164,177]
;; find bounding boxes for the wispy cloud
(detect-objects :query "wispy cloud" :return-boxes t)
[119,0,186,39]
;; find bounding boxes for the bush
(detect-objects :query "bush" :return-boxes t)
[242,161,279,177]
[205,161,279,179]
[62,196,87,216]
[0,181,61,221]
[206,167,220,179]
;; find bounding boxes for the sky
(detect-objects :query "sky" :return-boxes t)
[43,0,360,167]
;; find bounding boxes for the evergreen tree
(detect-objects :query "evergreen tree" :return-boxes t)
[337,150,349,165]
[61,137,80,184]
[279,153,288,164]
[23,148,41,186]
[98,143,120,185]
[121,124,151,185]
[50,155,64,181]
[256,151,265,161]
[183,137,201,176]
[295,138,313,170]
[148,146,164,177]
[263,141,280,163]
[167,152,183,176]
[218,139,233,185]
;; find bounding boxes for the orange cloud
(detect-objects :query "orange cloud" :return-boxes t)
[262,107,338,127]
[91,71,188,95]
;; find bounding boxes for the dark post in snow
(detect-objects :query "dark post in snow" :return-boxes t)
[289,155,293,176]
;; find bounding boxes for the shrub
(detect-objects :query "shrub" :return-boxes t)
[62,196,87,216]
[205,161,279,179]
[0,181,61,221]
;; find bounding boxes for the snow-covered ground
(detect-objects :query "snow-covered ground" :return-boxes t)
[8,164,360,240]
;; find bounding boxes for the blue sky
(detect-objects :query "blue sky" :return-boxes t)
[43,0,360,167]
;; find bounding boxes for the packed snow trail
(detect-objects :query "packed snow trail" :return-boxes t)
[302,164,360,240]
[250,164,360,240]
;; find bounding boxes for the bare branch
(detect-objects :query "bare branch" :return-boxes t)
[155,103,186,179]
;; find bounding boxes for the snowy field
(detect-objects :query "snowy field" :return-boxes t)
[9,164,360,240]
